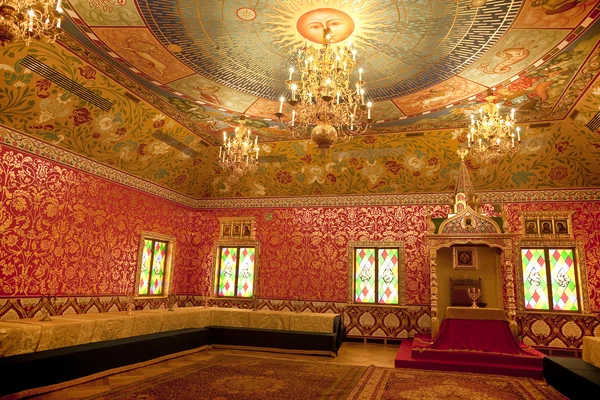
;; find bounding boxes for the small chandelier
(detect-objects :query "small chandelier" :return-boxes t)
[0,0,63,47]
[465,102,523,164]
[218,116,260,178]
[275,28,373,150]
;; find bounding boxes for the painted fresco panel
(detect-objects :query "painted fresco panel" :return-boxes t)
[459,29,569,87]
[91,27,194,84]
[513,0,598,29]
[168,74,257,113]
[68,0,145,27]
[497,29,600,118]
[393,77,488,116]
[0,41,213,198]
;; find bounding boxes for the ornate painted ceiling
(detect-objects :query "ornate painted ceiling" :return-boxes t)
[1,0,600,200]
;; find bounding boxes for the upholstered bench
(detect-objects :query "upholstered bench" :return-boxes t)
[0,328,210,398]
[208,313,345,357]
[0,307,344,398]
[543,355,600,399]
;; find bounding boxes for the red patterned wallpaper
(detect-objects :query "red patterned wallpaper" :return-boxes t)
[3,142,599,313]
[501,201,600,312]
[0,144,199,296]
[194,206,449,304]
[194,202,600,310]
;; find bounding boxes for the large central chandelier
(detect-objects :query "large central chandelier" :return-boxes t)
[275,28,373,150]
[0,0,63,47]
[465,102,523,164]
[218,116,260,178]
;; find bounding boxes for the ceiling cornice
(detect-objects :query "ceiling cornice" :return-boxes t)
[3,125,600,209]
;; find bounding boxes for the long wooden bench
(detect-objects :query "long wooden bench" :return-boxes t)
[0,307,344,399]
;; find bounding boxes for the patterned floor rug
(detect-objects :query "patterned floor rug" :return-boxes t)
[84,355,367,400]
[348,366,568,400]
[84,355,568,400]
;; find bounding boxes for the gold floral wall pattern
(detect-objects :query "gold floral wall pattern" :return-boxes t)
[0,145,200,296]
[208,118,600,198]
[0,40,216,198]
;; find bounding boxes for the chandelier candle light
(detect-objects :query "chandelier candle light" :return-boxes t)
[218,115,260,178]
[0,0,63,47]
[465,102,523,164]
[275,28,373,150]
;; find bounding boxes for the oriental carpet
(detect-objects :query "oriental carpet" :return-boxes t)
[83,354,566,400]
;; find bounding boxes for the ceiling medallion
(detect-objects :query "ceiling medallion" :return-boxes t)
[275,27,373,150]
[463,102,524,164]
[218,116,260,179]
[0,0,63,47]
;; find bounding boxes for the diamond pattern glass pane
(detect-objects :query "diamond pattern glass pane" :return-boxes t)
[355,248,376,303]
[237,247,255,298]
[521,249,549,310]
[549,249,578,311]
[149,241,166,295]
[378,248,399,304]
[219,247,237,297]
[138,239,153,295]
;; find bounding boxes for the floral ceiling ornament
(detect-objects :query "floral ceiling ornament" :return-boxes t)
[275,27,373,151]
[218,115,260,179]
[0,0,63,47]
[461,101,524,164]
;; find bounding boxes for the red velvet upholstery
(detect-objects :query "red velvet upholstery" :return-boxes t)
[430,318,526,354]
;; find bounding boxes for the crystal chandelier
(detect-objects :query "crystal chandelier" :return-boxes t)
[275,28,373,150]
[218,116,260,178]
[465,102,523,164]
[0,0,63,47]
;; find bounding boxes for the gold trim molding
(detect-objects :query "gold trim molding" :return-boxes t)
[519,210,574,239]
[3,125,600,208]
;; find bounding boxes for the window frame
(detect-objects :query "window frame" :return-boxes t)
[348,241,405,306]
[213,240,259,299]
[134,231,175,299]
[516,238,590,315]
[520,246,580,312]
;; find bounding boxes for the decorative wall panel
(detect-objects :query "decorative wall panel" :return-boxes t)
[0,144,200,297]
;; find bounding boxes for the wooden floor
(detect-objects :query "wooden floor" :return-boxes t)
[26,342,399,399]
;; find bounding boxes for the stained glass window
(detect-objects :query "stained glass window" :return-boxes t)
[521,248,579,312]
[549,249,578,311]
[217,246,255,298]
[354,247,399,305]
[137,237,170,297]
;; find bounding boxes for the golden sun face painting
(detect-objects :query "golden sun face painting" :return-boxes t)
[264,0,394,52]
[296,7,356,44]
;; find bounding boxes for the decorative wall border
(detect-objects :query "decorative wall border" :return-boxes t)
[0,126,197,207]
[2,296,598,349]
[3,125,600,210]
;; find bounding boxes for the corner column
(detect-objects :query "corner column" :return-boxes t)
[429,247,440,338]
[503,246,518,336]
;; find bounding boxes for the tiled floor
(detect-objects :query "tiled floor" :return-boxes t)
[27,342,400,399]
